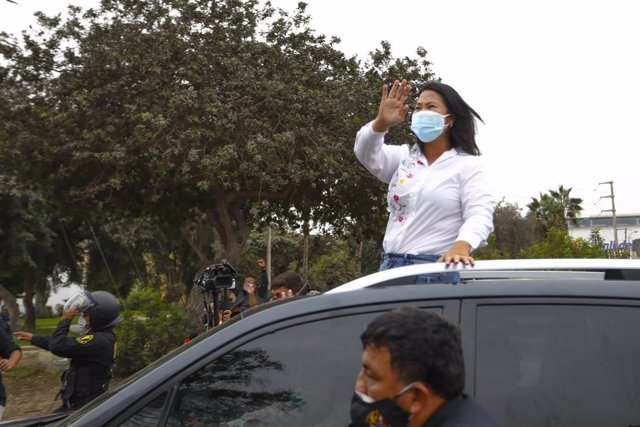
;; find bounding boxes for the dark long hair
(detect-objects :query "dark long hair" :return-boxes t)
[419,82,483,155]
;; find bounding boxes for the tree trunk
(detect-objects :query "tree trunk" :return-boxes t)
[0,284,20,332]
[23,270,37,330]
[185,197,250,325]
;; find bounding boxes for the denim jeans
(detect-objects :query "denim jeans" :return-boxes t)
[379,253,460,283]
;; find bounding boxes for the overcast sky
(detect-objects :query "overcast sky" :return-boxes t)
[3,0,639,217]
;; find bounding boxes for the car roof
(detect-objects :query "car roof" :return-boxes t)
[326,258,640,294]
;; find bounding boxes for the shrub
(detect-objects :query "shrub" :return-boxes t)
[113,286,197,377]
[54,304,64,317]
[36,305,54,318]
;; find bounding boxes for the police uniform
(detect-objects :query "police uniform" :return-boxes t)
[31,318,116,410]
[0,327,21,410]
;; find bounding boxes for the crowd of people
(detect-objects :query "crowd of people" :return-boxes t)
[203,258,315,327]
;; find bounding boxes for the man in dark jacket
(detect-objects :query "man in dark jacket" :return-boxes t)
[349,308,501,427]
[14,290,122,411]
[0,327,21,420]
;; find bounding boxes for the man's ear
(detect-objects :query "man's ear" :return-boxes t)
[408,382,432,414]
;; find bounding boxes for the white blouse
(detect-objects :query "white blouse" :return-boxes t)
[354,122,494,256]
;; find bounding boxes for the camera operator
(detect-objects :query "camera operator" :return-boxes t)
[196,259,239,328]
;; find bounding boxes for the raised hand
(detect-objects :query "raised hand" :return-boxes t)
[372,79,410,132]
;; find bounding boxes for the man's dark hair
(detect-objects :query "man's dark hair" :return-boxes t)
[360,307,465,399]
[271,271,304,294]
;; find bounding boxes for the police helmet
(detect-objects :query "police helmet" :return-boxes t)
[85,291,123,331]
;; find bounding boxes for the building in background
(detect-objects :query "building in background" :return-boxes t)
[569,213,640,258]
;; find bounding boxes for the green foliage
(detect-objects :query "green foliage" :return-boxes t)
[114,286,196,376]
[473,233,511,260]
[527,185,583,234]
[2,0,436,272]
[0,0,446,308]
[308,239,361,291]
[520,228,607,259]
[475,199,541,260]
[54,303,64,317]
[36,305,53,318]
[122,285,162,312]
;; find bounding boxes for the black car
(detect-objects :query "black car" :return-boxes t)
[3,259,640,426]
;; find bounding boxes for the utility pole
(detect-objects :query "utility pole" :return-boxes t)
[598,181,618,250]
[267,225,272,299]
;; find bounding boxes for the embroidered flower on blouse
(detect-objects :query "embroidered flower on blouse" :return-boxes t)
[388,148,426,226]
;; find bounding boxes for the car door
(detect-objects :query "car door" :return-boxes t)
[461,296,640,427]
[107,299,459,426]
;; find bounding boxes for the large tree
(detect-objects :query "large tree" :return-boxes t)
[3,0,435,282]
[474,199,540,259]
[0,178,61,329]
[4,0,433,259]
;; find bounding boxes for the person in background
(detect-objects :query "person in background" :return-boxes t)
[0,306,9,323]
[270,271,306,300]
[350,307,501,427]
[230,258,269,316]
[14,290,122,412]
[354,80,494,272]
[0,326,21,420]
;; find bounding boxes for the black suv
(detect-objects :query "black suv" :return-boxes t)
[4,259,640,426]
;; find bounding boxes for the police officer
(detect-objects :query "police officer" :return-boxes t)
[0,326,21,420]
[14,290,122,411]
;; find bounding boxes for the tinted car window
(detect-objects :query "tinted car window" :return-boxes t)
[165,312,379,426]
[118,392,168,426]
[475,304,640,427]
[165,306,444,426]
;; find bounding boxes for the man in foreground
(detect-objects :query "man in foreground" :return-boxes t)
[350,307,501,427]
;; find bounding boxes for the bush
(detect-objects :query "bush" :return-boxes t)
[113,286,197,377]
[54,304,64,317]
[36,305,54,318]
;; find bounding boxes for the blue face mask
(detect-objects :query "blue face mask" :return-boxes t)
[410,111,450,143]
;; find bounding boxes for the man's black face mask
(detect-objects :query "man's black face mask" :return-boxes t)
[349,382,416,427]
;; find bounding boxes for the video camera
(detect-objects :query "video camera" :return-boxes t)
[194,259,237,292]
[194,259,238,329]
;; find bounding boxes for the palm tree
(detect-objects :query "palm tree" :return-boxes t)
[527,185,583,233]
[549,185,583,227]
[528,193,563,232]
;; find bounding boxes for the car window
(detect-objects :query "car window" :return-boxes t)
[164,312,377,426]
[474,304,640,427]
[164,306,444,426]
[118,392,168,426]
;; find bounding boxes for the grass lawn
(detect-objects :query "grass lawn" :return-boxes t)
[14,316,79,345]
